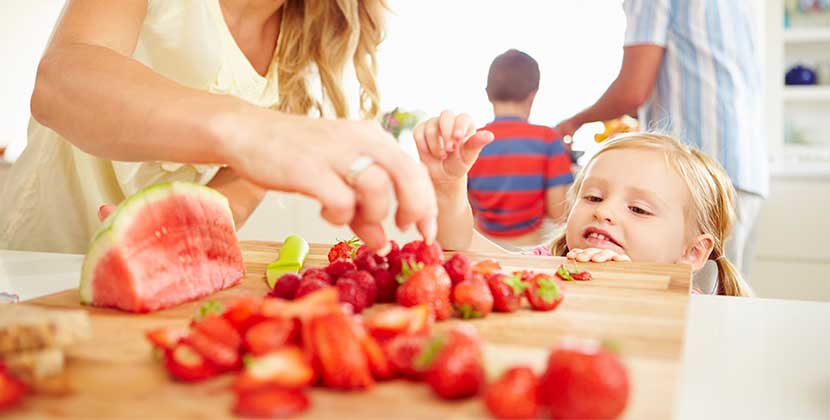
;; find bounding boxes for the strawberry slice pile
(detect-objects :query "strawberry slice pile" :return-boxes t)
[145,239,610,419]
[145,289,441,417]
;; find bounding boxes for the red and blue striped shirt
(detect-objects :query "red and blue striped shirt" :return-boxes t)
[468,116,573,237]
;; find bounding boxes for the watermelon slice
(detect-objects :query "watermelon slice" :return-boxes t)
[80,182,245,312]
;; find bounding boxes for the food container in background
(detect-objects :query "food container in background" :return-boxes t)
[786,64,819,85]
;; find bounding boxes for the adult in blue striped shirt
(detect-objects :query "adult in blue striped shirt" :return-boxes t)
[555,0,767,291]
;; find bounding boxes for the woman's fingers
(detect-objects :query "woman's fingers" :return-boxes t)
[98,204,116,222]
[351,164,391,226]
[350,220,387,251]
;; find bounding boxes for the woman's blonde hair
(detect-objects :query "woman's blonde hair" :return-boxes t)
[276,0,387,119]
[550,133,751,297]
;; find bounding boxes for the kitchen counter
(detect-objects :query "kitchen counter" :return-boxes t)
[1,247,828,419]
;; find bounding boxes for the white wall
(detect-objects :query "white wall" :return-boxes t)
[0,1,63,162]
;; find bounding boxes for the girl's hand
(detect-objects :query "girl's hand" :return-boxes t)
[413,110,494,191]
[224,112,438,251]
[566,248,631,263]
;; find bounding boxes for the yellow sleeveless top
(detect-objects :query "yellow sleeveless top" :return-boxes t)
[0,0,281,253]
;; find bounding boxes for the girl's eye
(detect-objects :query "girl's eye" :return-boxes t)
[583,195,602,203]
[629,206,652,216]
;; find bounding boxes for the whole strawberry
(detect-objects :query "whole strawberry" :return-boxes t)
[381,334,428,380]
[355,247,385,272]
[401,240,444,266]
[443,253,472,286]
[325,259,356,280]
[328,238,360,262]
[269,273,302,300]
[525,273,564,311]
[396,263,452,321]
[452,275,493,319]
[418,324,484,399]
[556,264,593,282]
[484,366,539,420]
[539,340,630,419]
[487,272,528,313]
[301,268,333,284]
[372,268,398,303]
[336,270,377,313]
[386,240,403,276]
[295,276,332,299]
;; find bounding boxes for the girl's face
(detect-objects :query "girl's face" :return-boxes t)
[565,147,695,264]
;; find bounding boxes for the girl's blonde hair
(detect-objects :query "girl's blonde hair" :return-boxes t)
[551,133,751,297]
[276,0,387,119]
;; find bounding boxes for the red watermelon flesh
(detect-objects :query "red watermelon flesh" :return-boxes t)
[80,182,244,312]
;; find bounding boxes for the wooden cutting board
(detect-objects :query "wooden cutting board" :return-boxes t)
[10,241,691,419]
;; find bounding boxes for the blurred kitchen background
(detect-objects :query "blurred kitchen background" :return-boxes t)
[1,1,829,301]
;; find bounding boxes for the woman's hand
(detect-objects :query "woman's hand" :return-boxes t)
[566,248,631,263]
[413,110,494,191]
[221,111,438,251]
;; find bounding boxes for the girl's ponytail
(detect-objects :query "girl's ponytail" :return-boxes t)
[711,250,752,297]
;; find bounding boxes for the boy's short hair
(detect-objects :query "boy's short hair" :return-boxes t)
[486,49,540,102]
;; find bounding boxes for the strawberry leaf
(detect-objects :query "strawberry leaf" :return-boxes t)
[556,265,575,282]
[395,260,424,284]
[503,273,528,295]
[414,335,445,370]
[602,339,622,355]
[197,300,223,319]
[455,304,481,319]
[537,277,560,303]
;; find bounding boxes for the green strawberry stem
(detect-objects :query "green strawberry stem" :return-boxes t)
[503,273,528,295]
[395,260,424,284]
[537,278,560,303]
[197,300,223,319]
[414,334,445,370]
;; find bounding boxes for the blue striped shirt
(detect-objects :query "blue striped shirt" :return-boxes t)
[624,0,768,197]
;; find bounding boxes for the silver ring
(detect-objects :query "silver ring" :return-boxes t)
[345,155,375,186]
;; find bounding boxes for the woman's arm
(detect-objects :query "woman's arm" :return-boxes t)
[207,168,266,227]
[29,0,442,250]
[31,0,248,164]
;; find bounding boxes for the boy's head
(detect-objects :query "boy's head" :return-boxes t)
[486,49,539,103]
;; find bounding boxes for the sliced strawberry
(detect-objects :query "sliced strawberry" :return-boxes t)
[381,334,428,381]
[556,265,593,281]
[233,347,315,393]
[244,318,297,356]
[145,327,186,351]
[186,330,241,370]
[192,315,242,351]
[262,287,340,320]
[164,342,221,382]
[365,305,433,342]
[233,387,310,419]
[223,296,265,334]
[360,334,396,381]
[0,364,27,411]
[484,366,540,420]
[307,309,374,390]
